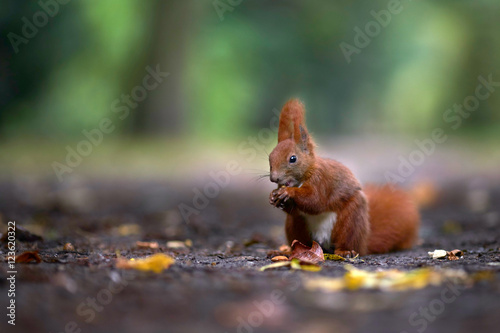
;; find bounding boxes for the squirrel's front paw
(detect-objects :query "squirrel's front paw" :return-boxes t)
[269,187,291,209]
[334,249,359,258]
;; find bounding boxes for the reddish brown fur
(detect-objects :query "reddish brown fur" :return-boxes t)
[277,99,305,143]
[269,99,420,256]
[365,184,420,253]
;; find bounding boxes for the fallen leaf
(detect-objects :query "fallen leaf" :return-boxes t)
[259,261,291,271]
[290,240,325,264]
[305,265,471,292]
[449,249,463,257]
[290,258,322,272]
[446,249,463,261]
[116,224,141,236]
[271,256,289,262]
[429,249,463,261]
[136,241,159,249]
[15,251,42,263]
[428,249,447,259]
[324,253,346,261]
[472,271,495,282]
[279,244,291,255]
[447,250,464,260]
[166,240,187,249]
[116,253,175,273]
[259,258,321,272]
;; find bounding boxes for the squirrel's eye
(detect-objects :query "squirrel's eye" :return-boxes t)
[289,155,297,164]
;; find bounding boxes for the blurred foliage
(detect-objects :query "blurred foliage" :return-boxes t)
[1,0,499,141]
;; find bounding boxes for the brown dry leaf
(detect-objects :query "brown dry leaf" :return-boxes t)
[15,251,42,263]
[290,240,325,264]
[271,256,289,262]
[279,244,291,255]
[63,243,75,251]
[116,253,175,273]
[446,249,463,261]
[136,241,159,249]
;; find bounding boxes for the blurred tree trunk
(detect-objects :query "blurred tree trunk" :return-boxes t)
[132,0,195,136]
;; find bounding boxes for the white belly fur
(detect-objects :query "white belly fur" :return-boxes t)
[302,212,337,249]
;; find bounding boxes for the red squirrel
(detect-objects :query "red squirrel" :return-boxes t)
[269,99,420,257]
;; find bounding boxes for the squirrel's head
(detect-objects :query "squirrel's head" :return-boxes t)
[269,99,315,187]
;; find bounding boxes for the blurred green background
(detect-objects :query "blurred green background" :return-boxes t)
[1,0,499,179]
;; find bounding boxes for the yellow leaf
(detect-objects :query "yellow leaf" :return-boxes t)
[259,259,322,272]
[304,266,471,293]
[324,254,346,261]
[290,258,322,272]
[259,261,291,271]
[116,253,175,273]
[116,224,141,236]
[296,263,322,272]
[344,265,371,290]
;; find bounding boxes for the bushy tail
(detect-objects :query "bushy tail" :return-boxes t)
[365,184,420,254]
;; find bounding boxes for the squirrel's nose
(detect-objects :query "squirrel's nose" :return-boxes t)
[270,173,280,183]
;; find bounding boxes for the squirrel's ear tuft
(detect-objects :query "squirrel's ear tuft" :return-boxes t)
[298,125,308,151]
[298,125,314,153]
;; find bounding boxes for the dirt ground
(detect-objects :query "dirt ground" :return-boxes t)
[0,176,499,333]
